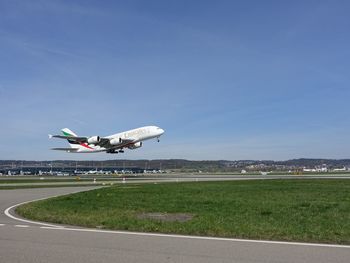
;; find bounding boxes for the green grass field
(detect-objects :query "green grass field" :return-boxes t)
[16,179,350,244]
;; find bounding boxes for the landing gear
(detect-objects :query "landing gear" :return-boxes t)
[119,149,124,153]
[157,137,160,142]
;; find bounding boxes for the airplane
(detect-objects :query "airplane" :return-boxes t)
[49,126,165,154]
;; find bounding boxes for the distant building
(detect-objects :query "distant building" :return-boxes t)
[333,167,346,172]
[303,166,328,172]
[303,168,316,172]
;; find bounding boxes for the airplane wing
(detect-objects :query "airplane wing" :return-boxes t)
[119,138,136,143]
[49,133,136,149]
[49,134,88,142]
[49,134,111,145]
[51,148,79,152]
[93,137,113,148]
[97,138,136,149]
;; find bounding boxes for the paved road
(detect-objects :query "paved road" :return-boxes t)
[1,185,349,263]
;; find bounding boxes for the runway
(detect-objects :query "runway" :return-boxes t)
[1,173,350,188]
[1,183,349,262]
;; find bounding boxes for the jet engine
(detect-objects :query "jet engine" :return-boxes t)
[87,136,100,144]
[110,137,122,145]
[128,142,142,149]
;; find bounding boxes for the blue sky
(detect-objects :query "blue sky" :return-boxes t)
[0,0,349,160]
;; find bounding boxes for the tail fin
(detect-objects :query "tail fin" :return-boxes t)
[61,128,80,148]
[61,128,77,137]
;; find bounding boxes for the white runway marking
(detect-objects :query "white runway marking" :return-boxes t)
[39,226,350,249]
[40,226,65,229]
[3,190,97,228]
[14,225,29,228]
[0,224,5,226]
[4,200,61,228]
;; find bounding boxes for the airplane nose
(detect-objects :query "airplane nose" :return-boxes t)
[159,128,165,135]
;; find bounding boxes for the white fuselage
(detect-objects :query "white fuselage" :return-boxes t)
[77,126,164,153]
[107,126,163,142]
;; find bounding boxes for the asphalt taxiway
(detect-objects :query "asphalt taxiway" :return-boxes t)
[1,180,349,262]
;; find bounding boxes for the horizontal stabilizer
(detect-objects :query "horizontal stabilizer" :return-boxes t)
[51,148,79,152]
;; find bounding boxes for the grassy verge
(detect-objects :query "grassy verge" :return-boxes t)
[16,179,350,244]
